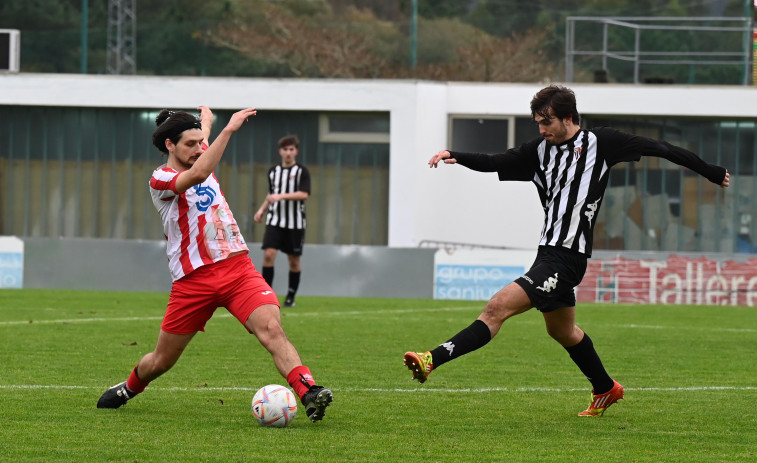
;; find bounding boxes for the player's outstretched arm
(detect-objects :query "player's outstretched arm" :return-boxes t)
[176,107,257,192]
[428,150,457,168]
[721,170,730,188]
[253,198,269,222]
[198,105,214,142]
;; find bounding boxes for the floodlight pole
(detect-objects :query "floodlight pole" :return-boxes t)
[410,0,417,69]
[80,0,88,74]
[745,0,753,85]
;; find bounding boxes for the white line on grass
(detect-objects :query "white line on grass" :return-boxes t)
[612,323,756,333]
[2,308,755,334]
[0,306,480,327]
[0,315,165,326]
[1,384,755,393]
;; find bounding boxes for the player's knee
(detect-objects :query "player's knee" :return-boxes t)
[545,325,576,345]
[255,317,287,345]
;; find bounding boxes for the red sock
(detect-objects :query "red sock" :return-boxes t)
[286,365,316,400]
[126,365,150,394]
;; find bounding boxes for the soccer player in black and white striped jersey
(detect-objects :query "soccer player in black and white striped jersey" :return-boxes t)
[405,85,730,417]
[254,135,311,307]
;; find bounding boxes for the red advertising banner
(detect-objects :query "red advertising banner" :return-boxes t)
[577,254,757,306]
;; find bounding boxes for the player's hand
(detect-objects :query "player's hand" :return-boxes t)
[198,105,213,124]
[721,170,730,188]
[253,210,263,222]
[428,150,455,168]
[267,193,282,203]
[226,108,257,132]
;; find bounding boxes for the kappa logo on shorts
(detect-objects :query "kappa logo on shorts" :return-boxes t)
[536,273,559,293]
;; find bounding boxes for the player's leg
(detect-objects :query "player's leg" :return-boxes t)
[284,254,301,307]
[97,330,195,409]
[134,330,197,381]
[244,305,332,422]
[404,281,532,383]
[245,304,302,375]
[97,266,216,410]
[261,225,281,286]
[261,247,277,286]
[543,306,623,416]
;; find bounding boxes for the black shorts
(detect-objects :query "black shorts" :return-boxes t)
[261,226,305,256]
[514,246,587,313]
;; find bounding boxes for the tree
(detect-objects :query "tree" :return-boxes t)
[209,1,406,78]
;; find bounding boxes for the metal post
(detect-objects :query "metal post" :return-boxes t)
[80,0,88,73]
[743,1,753,85]
[602,21,608,70]
[634,27,640,83]
[410,0,417,69]
[565,18,574,82]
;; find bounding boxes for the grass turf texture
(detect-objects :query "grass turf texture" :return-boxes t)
[1,289,755,462]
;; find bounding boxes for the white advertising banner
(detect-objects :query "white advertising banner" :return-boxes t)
[0,236,23,289]
[433,248,536,301]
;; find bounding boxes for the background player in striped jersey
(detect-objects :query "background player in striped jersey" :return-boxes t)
[97,107,332,422]
[405,85,730,417]
[253,135,311,308]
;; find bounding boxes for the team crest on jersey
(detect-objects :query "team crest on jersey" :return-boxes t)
[193,185,217,211]
[573,146,583,160]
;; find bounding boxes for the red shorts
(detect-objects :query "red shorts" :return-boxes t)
[162,253,280,335]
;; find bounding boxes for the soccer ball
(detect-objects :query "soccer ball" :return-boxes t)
[251,384,297,428]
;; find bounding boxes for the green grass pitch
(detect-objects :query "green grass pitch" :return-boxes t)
[1,289,756,462]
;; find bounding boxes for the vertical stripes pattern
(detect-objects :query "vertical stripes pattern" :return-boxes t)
[265,164,307,230]
[533,130,608,256]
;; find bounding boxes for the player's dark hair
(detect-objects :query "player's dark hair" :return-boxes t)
[278,135,299,149]
[151,110,203,154]
[530,85,580,126]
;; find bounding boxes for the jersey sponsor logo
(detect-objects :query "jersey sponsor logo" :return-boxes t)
[522,275,534,285]
[193,185,217,212]
[584,197,601,223]
[440,341,455,355]
[261,291,273,295]
[537,273,559,293]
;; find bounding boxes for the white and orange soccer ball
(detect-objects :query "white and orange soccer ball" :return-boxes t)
[251,384,298,428]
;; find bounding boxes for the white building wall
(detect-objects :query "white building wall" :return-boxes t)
[3,74,757,249]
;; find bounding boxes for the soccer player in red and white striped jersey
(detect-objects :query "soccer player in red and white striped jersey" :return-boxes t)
[97,106,332,422]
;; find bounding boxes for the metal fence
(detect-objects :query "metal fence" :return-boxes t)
[565,16,753,85]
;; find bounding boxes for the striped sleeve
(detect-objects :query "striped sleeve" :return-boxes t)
[150,167,180,199]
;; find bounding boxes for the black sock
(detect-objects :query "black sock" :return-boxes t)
[565,333,614,394]
[429,320,491,369]
[262,266,274,286]
[288,271,301,296]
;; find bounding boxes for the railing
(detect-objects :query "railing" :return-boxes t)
[565,16,753,85]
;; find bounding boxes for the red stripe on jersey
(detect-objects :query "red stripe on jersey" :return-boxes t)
[177,193,195,277]
[195,213,214,266]
[150,168,180,193]
[150,176,174,192]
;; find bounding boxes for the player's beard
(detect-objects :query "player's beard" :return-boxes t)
[546,121,571,144]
